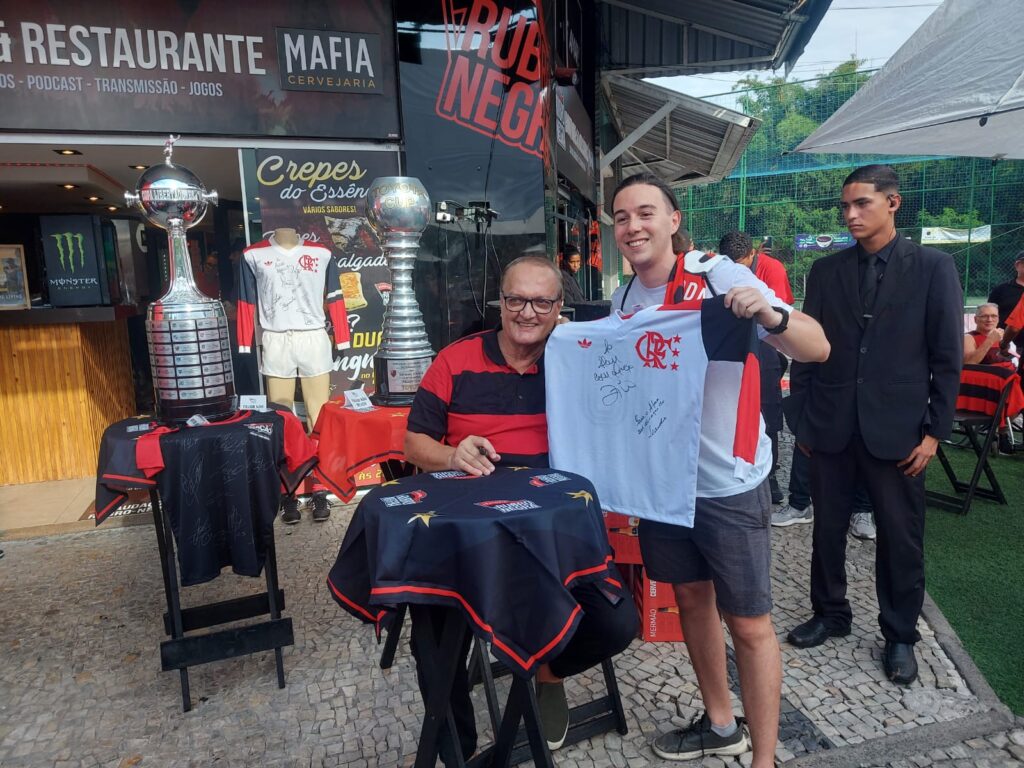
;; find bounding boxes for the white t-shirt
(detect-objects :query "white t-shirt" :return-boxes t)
[547,299,763,526]
[607,254,791,499]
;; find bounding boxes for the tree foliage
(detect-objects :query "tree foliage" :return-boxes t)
[682,62,1024,300]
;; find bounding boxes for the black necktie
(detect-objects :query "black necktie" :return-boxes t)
[861,252,879,316]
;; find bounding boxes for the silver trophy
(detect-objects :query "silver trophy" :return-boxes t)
[365,177,435,406]
[125,136,236,423]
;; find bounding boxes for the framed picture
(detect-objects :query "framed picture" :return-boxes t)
[0,244,30,310]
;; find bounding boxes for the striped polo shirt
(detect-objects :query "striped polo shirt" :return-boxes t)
[407,330,549,467]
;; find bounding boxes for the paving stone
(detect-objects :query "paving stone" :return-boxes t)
[0,463,1020,768]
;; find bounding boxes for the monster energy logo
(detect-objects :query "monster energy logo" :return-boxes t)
[51,232,86,272]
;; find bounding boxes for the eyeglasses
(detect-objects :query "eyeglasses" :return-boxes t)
[501,294,561,314]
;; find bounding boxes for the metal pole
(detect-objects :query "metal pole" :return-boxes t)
[965,158,976,297]
[989,159,997,296]
[738,153,747,233]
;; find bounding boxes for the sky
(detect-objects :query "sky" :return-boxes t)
[651,1,941,106]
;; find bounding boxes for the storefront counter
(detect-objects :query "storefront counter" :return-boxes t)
[0,306,139,327]
[0,310,136,485]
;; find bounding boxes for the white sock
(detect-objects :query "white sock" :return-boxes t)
[710,718,738,738]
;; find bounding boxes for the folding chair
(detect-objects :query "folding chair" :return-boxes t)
[466,638,628,765]
[926,364,1017,515]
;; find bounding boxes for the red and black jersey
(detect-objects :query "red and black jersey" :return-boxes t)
[407,330,549,467]
[1005,292,1024,332]
[95,407,316,586]
[967,331,1009,366]
[754,252,795,306]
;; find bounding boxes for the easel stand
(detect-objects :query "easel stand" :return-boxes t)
[150,489,294,712]
[392,605,627,767]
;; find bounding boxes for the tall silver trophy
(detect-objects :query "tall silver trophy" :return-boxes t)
[365,177,435,406]
[125,136,236,423]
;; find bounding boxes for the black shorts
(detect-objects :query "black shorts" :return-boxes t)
[637,481,772,617]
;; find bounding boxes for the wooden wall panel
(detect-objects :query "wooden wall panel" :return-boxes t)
[0,322,135,485]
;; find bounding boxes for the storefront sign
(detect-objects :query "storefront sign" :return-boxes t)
[40,216,105,306]
[0,2,399,139]
[555,84,595,200]
[795,232,856,251]
[254,148,399,394]
[275,27,383,94]
[436,0,548,158]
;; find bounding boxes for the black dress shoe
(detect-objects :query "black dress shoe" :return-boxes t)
[787,617,852,648]
[883,642,918,685]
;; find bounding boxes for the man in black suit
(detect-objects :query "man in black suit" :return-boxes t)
[786,165,963,685]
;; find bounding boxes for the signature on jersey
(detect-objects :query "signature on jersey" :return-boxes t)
[601,378,637,407]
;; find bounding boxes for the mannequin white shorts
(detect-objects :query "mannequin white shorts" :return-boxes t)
[260,328,333,378]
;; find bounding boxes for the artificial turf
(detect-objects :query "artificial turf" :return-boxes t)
[924,445,1024,715]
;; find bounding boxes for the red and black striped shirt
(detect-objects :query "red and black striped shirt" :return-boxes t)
[408,330,549,467]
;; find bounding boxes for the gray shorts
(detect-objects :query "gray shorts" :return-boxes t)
[637,481,772,617]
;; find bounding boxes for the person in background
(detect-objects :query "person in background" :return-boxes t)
[786,164,962,685]
[987,253,1024,367]
[559,243,587,306]
[964,303,1019,454]
[964,303,1007,366]
[718,231,789,505]
[672,228,695,256]
[195,250,220,299]
[772,442,878,540]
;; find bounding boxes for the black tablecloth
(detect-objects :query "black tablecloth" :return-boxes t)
[327,467,620,677]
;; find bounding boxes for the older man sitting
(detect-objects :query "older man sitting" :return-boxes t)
[964,303,1021,454]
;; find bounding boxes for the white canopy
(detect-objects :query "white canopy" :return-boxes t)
[795,0,1024,160]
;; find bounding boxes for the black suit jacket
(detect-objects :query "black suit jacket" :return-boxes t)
[788,237,963,460]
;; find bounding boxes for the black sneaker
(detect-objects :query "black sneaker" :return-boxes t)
[311,491,331,522]
[652,712,749,761]
[536,681,569,750]
[281,496,301,525]
[998,433,1014,455]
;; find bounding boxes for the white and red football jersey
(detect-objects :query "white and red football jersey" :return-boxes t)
[237,234,350,351]
[546,297,763,527]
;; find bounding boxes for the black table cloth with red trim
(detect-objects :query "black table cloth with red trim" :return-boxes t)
[326,467,620,677]
[95,407,316,586]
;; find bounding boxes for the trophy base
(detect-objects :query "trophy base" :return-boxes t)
[371,355,433,407]
[369,391,415,408]
[157,395,239,425]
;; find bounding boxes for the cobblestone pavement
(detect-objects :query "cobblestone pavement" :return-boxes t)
[1,460,1020,767]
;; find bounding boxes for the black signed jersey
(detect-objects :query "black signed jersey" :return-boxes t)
[96,408,316,586]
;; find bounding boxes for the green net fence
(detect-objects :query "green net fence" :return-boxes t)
[676,66,1024,305]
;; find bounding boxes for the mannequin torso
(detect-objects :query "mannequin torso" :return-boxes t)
[272,228,300,249]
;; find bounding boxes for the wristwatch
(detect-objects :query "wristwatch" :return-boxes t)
[763,306,790,335]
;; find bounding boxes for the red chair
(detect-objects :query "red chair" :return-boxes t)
[926,364,1020,515]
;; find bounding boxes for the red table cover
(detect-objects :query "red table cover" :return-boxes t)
[312,402,410,502]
